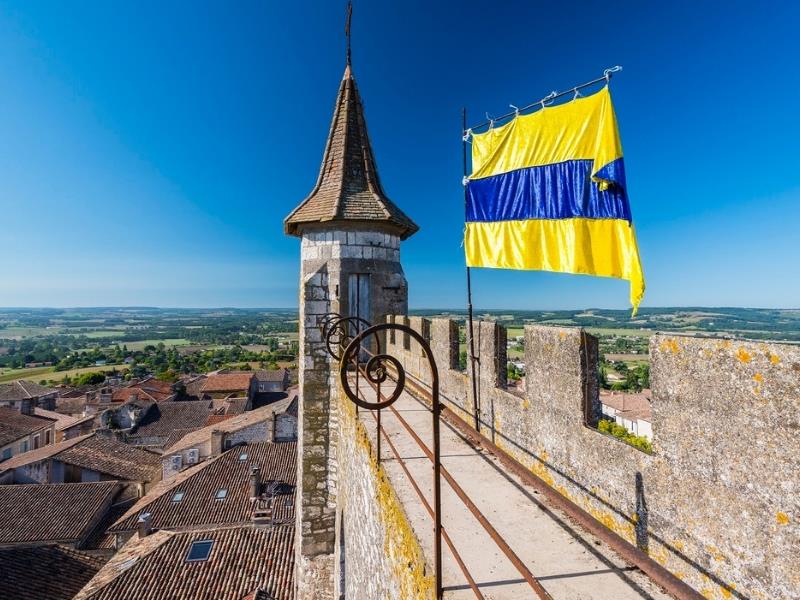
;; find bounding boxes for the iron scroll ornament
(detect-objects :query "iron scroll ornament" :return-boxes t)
[324,315,374,362]
[338,322,438,413]
[318,312,342,340]
[341,349,405,411]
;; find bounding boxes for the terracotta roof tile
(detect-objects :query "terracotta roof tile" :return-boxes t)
[164,402,294,455]
[82,499,136,551]
[0,482,120,545]
[0,433,160,483]
[57,435,161,482]
[126,401,215,444]
[284,65,417,240]
[111,442,296,533]
[0,433,91,472]
[75,525,294,600]
[0,381,54,401]
[0,544,107,600]
[161,428,200,451]
[112,377,174,403]
[34,407,92,432]
[222,397,248,414]
[182,375,208,399]
[206,414,234,426]
[600,390,653,422]
[0,406,55,445]
[255,369,288,383]
[55,397,89,416]
[201,373,254,393]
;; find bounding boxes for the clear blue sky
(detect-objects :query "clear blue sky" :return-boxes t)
[1,0,798,309]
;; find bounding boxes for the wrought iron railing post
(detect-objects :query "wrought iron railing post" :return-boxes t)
[316,314,442,598]
[376,387,381,465]
[322,314,372,417]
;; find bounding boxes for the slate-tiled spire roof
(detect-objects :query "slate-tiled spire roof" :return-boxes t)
[284,65,418,240]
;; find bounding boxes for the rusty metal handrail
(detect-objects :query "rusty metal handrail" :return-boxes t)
[364,405,485,599]
[318,315,485,597]
[387,354,704,600]
[356,348,553,600]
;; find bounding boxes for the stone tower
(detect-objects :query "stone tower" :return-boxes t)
[284,60,418,598]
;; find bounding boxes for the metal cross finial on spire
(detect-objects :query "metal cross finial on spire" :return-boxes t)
[345,1,353,66]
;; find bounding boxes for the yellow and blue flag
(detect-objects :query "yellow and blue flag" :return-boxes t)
[464,86,645,314]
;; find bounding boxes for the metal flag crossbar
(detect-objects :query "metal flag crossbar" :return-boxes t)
[464,66,622,134]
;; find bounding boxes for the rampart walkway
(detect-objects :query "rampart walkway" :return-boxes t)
[356,380,671,600]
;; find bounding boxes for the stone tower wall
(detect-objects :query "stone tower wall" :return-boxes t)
[295,226,409,600]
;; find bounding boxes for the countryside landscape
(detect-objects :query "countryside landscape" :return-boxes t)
[0,307,299,385]
[2,305,797,388]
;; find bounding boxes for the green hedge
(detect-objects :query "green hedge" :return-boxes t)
[598,418,652,454]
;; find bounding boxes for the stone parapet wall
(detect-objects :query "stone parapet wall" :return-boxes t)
[385,315,799,600]
[336,383,435,600]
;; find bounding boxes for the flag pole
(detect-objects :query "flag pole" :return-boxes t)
[463,107,481,433]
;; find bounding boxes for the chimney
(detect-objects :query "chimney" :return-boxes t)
[137,512,152,538]
[250,466,261,499]
[211,430,224,456]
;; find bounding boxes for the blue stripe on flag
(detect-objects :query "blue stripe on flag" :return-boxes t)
[466,158,631,223]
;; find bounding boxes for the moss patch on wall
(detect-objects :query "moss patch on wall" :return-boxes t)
[339,388,435,600]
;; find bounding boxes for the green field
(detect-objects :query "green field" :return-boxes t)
[604,353,650,364]
[505,327,523,339]
[0,366,55,383]
[0,362,127,384]
[82,330,127,339]
[121,338,191,351]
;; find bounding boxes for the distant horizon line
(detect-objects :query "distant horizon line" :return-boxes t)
[1,305,799,312]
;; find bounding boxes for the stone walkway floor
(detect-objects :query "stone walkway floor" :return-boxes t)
[355,381,672,600]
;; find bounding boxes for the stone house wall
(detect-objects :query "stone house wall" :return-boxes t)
[8,459,51,484]
[223,419,271,449]
[383,316,799,600]
[161,439,213,479]
[160,418,286,479]
[275,413,298,442]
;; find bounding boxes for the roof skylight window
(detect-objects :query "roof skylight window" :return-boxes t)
[186,540,214,562]
[239,453,248,461]
[215,489,228,500]
[172,491,185,503]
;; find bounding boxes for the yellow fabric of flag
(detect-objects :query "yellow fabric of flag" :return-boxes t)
[465,86,645,314]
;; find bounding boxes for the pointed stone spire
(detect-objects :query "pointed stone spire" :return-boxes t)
[284,65,419,240]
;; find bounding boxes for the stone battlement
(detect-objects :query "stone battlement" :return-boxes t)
[383,315,799,600]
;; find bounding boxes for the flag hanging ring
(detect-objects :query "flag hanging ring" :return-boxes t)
[604,65,622,82]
